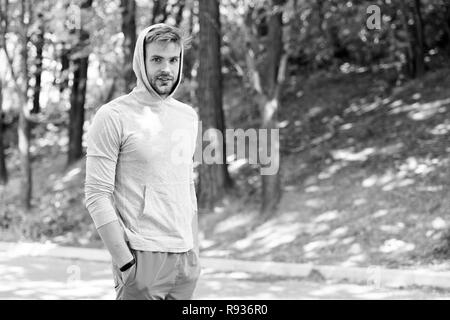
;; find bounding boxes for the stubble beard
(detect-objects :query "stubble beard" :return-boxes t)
[150,74,175,97]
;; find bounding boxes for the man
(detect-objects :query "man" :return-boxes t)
[84,24,200,300]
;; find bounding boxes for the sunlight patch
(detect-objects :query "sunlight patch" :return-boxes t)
[314,210,339,223]
[213,214,254,234]
[331,147,375,162]
[330,226,348,238]
[408,98,450,121]
[431,217,447,230]
[362,171,395,188]
[233,223,303,251]
[305,198,325,208]
[259,232,297,250]
[200,239,216,250]
[201,250,232,258]
[379,239,415,253]
[305,185,320,193]
[379,223,405,234]
[344,253,367,266]
[62,168,81,183]
[304,238,338,252]
[227,158,248,173]
[372,209,389,218]
[430,121,450,135]
[318,162,347,180]
[353,198,367,206]
[347,243,362,255]
[382,178,414,191]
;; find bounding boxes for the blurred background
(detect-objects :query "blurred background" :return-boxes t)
[1,0,450,294]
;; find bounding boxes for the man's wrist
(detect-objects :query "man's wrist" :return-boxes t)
[119,257,136,272]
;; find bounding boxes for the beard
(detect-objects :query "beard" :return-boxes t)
[150,73,175,97]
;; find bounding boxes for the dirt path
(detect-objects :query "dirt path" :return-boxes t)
[0,254,449,300]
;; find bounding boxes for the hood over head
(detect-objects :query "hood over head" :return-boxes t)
[131,23,184,103]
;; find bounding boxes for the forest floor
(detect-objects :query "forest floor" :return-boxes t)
[2,65,450,271]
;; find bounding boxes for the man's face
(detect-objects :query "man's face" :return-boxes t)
[145,41,181,98]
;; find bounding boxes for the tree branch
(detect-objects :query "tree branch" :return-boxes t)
[243,5,264,96]
[277,53,288,85]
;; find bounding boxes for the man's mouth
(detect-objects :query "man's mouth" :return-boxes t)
[157,76,173,82]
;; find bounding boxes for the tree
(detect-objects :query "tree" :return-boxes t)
[0,77,7,185]
[399,0,425,78]
[197,0,232,210]
[67,0,92,165]
[17,0,32,209]
[31,12,45,114]
[0,0,9,186]
[182,0,197,82]
[175,0,186,26]
[58,42,70,94]
[244,0,287,218]
[411,0,425,77]
[444,2,450,55]
[120,0,136,93]
[1,0,33,208]
[151,0,169,24]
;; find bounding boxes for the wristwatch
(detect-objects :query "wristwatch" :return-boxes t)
[119,258,136,272]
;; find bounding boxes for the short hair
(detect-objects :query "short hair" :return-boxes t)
[144,25,191,50]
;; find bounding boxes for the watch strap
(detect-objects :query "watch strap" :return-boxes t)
[119,258,136,272]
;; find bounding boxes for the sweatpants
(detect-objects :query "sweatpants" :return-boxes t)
[112,248,201,300]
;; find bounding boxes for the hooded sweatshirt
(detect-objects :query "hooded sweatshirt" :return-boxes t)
[85,24,199,252]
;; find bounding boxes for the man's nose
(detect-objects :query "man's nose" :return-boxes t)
[160,60,171,73]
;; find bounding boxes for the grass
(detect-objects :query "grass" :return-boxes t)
[2,66,450,271]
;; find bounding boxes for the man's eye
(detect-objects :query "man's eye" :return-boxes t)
[170,58,179,63]
[152,57,161,63]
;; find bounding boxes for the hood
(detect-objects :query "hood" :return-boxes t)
[130,23,183,103]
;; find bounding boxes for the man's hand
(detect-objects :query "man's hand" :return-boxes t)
[97,220,134,267]
[120,261,137,284]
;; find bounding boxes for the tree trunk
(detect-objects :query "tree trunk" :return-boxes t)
[197,0,232,210]
[151,0,168,24]
[399,0,425,78]
[67,0,92,165]
[0,1,8,185]
[411,0,425,76]
[259,0,284,217]
[175,0,185,26]
[399,0,415,77]
[18,107,32,208]
[0,78,7,185]
[31,12,44,114]
[244,0,285,218]
[18,0,32,209]
[444,2,450,56]
[68,56,88,165]
[183,0,195,82]
[59,43,70,93]
[120,0,136,93]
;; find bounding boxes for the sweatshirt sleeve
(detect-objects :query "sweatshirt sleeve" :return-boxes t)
[190,163,198,214]
[84,106,122,229]
[190,112,199,214]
